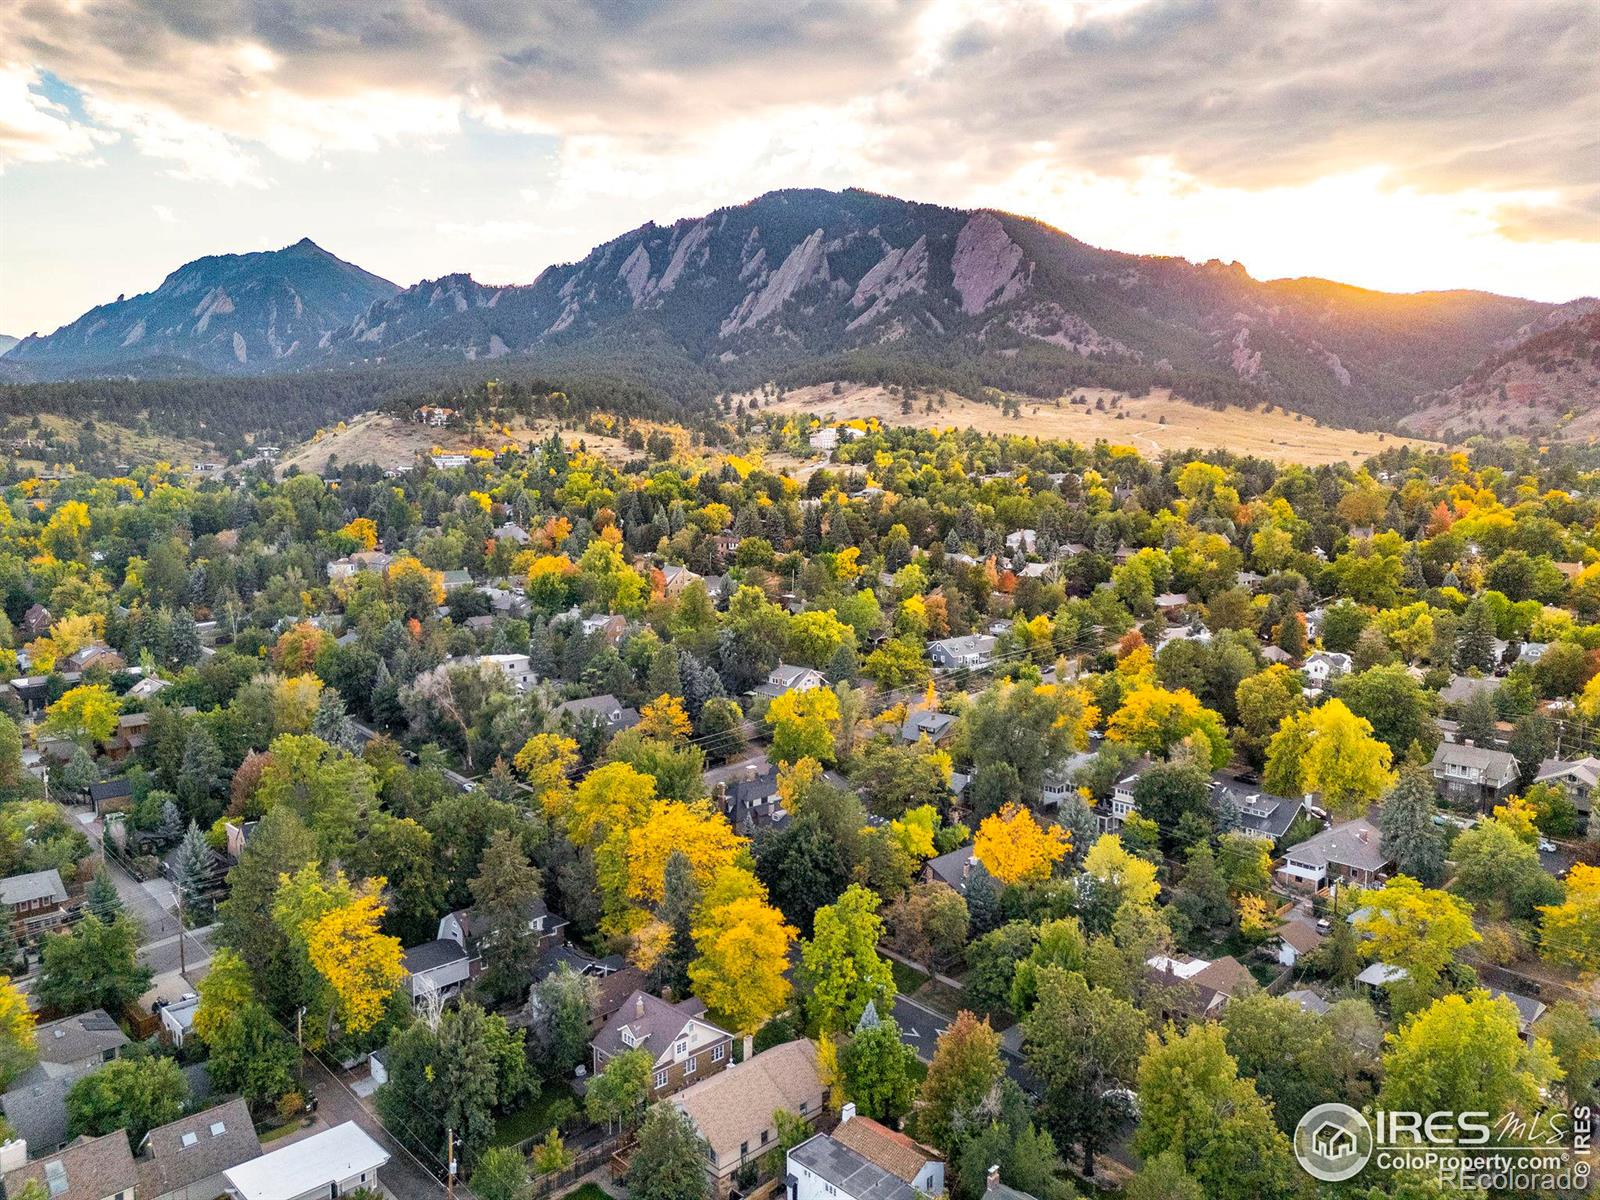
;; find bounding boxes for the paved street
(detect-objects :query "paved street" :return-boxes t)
[301,1052,454,1200]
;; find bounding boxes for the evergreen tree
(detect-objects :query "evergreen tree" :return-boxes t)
[1457,687,1498,744]
[649,851,699,1000]
[167,611,203,666]
[467,829,545,1003]
[1456,598,1497,673]
[174,821,214,917]
[1378,766,1446,885]
[85,869,122,920]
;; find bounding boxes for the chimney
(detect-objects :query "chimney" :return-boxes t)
[840,1102,856,1125]
[986,1166,1000,1194]
[634,994,646,1018]
[0,1139,27,1174]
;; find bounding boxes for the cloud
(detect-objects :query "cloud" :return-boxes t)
[0,63,115,167]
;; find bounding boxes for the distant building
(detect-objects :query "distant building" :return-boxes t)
[927,634,996,671]
[1302,650,1353,690]
[750,663,828,700]
[0,869,69,937]
[788,1105,945,1200]
[593,991,733,1102]
[222,1121,387,1200]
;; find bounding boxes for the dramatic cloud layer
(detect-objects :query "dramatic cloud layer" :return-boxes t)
[2,0,1596,330]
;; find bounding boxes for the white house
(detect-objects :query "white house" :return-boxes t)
[159,994,200,1048]
[477,653,538,692]
[1302,651,1353,690]
[222,1122,388,1200]
[927,634,997,671]
[787,1105,945,1200]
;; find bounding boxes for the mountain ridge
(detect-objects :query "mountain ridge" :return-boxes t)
[8,188,1595,431]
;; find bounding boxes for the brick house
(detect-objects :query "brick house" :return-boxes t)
[591,990,733,1101]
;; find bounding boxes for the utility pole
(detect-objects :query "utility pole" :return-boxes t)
[175,889,186,975]
[445,1129,457,1200]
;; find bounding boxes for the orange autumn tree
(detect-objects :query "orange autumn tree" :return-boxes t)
[974,803,1069,886]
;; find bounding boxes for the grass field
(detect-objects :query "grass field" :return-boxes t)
[753,382,1441,466]
[491,1081,575,1148]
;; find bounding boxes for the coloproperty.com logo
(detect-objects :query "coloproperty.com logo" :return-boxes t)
[1293,1103,1594,1191]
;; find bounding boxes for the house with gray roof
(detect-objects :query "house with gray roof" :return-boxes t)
[750,663,827,700]
[923,845,991,897]
[1,1012,131,1156]
[138,1097,262,1200]
[1438,674,1500,708]
[0,869,68,936]
[1429,741,1519,808]
[2,1130,138,1200]
[1534,756,1599,821]
[592,990,733,1102]
[899,710,957,746]
[927,634,996,671]
[1277,818,1390,890]
[553,694,640,739]
[1208,773,1304,843]
[788,1107,944,1200]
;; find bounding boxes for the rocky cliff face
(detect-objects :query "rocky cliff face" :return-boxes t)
[11,189,1584,431]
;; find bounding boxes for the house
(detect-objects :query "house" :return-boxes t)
[1438,674,1500,708]
[439,569,474,590]
[1284,988,1331,1016]
[899,710,957,747]
[923,846,992,897]
[87,779,132,814]
[660,564,703,598]
[1004,530,1038,555]
[927,634,997,671]
[675,1039,825,1196]
[475,653,537,692]
[21,604,53,640]
[1,1130,138,1200]
[1097,758,1155,831]
[493,522,530,545]
[157,995,200,1048]
[706,759,783,836]
[554,695,640,739]
[1274,914,1326,967]
[104,713,151,762]
[125,676,171,702]
[592,991,734,1101]
[1040,751,1096,810]
[408,901,569,1001]
[580,613,629,646]
[0,869,69,936]
[1534,756,1598,821]
[1277,818,1390,890]
[222,1121,388,1200]
[325,550,392,582]
[1355,962,1408,997]
[1,1011,131,1155]
[63,645,125,675]
[751,664,828,700]
[1517,641,1551,665]
[1486,986,1547,1042]
[138,1098,261,1200]
[400,937,474,1004]
[1428,742,1519,808]
[1144,954,1254,1018]
[430,454,471,470]
[1154,592,1190,617]
[1208,773,1304,844]
[1302,651,1353,690]
[787,1105,945,1200]
[415,405,457,427]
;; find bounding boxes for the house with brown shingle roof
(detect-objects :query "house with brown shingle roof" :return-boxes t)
[592,990,732,1101]
[2,1130,138,1200]
[674,1039,825,1196]
[789,1105,945,1200]
[138,1097,262,1200]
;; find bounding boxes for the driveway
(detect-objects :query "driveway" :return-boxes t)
[301,1051,457,1200]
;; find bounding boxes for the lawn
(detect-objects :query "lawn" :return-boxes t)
[492,1082,574,1148]
[564,1185,610,1200]
[890,960,927,996]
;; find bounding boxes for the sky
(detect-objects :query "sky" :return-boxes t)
[1,0,1597,335]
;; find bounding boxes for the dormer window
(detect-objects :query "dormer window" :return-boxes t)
[675,1038,688,1058]
[620,1027,636,1047]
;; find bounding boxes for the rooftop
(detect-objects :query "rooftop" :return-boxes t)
[222,1122,388,1200]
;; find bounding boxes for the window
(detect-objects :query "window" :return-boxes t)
[740,1142,748,1158]
[654,1070,668,1089]
[210,1122,226,1136]
[684,1056,696,1074]
[711,1043,725,1062]
[761,1130,769,1145]
[676,1039,688,1058]
[180,1132,199,1148]
[799,1101,809,1114]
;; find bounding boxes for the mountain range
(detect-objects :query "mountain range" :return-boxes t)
[8,188,1596,432]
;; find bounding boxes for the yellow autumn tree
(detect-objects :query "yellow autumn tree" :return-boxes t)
[638,694,693,742]
[0,975,36,1087]
[43,683,121,745]
[596,798,746,937]
[305,887,404,1038]
[41,499,91,560]
[766,686,840,765]
[1082,834,1161,911]
[339,517,379,551]
[688,867,795,1034]
[1107,684,1231,768]
[25,612,105,673]
[513,733,579,817]
[1491,795,1539,845]
[974,804,1070,886]
[1237,894,1276,943]
[564,761,656,848]
[890,805,939,862]
[1539,863,1600,977]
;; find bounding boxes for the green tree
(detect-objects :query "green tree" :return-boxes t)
[585,1048,652,1133]
[1335,664,1435,758]
[1455,597,1497,672]
[1133,1023,1300,1200]
[1221,991,1357,1132]
[526,964,596,1080]
[840,1018,919,1123]
[255,733,376,861]
[85,869,123,920]
[916,1010,1003,1153]
[215,804,318,1010]
[472,1146,532,1200]
[1377,766,1446,885]
[1023,967,1146,1176]
[66,1054,189,1144]
[626,1103,709,1200]
[1125,1152,1203,1200]
[1379,992,1558,1119]
[467,828,545,1003]
[801,884,896,1035]
[37,914,151,1016]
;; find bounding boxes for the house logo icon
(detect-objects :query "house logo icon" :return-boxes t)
[1294,1103,1373,1181]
